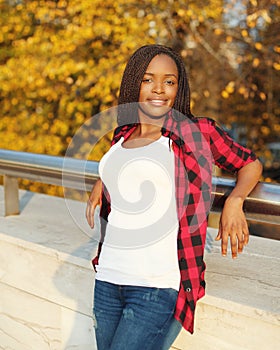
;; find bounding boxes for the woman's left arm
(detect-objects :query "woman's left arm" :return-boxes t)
[215,159,263,258]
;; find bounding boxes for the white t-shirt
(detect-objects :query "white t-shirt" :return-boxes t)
[95,135,180,290]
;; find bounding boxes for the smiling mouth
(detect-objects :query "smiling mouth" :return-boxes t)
[138,103,169,119]
[147,99,168,106]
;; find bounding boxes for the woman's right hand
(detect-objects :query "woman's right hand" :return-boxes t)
[86,178,102,228]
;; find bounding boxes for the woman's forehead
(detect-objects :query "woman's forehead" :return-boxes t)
[145,54,178,75]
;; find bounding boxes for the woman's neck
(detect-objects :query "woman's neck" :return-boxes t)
[122,122,163,149]
[135,122,162,139]
[138,110,166,132]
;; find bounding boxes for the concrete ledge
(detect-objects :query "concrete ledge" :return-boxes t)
[173,295,279,350]
[0,187,98,349]
[0,187,279,349]
[0,243,96,349]
[172,227,280,349]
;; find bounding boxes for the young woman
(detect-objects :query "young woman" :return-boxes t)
[86,45,262,350]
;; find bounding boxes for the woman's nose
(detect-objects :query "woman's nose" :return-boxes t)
[152,82,164,94]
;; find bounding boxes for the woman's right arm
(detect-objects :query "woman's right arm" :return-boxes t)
[86,178,102,228]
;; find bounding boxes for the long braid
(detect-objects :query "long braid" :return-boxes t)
[117,44,194,126]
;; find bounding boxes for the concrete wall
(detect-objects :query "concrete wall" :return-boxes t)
[0,235,95,349]
[0,187,279,349]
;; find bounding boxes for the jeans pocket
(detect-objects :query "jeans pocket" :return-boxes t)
[159,288,178,306]
[147,288,178,318]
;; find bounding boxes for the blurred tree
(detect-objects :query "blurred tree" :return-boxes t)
[0,0,279,197]
[0,0,155,160]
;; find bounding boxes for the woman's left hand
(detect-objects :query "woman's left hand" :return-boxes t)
[215,196,249,259]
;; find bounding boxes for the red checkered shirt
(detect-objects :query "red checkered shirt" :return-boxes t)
[92,116,257,333]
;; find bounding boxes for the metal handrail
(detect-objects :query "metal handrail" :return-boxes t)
[0,149,99,190]
[0,148,279,226]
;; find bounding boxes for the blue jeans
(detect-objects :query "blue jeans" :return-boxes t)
[93,280,182,350]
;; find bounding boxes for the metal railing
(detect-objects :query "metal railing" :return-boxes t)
[0,149,279,227]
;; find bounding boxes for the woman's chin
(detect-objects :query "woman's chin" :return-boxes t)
[138,104,171,120]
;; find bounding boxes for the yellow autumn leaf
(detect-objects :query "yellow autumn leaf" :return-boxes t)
[259,92,266,101]
[221,90,229,99]
[203,90,210,98]
[238,86,246,95]
[226,36,233,43]
[225,81,235,94]
[261,126,270,136]
[252,58,260,67]
[177,9,185,17]
[214,28,223,35]
[260,10,272,24]
[250,0,258,6]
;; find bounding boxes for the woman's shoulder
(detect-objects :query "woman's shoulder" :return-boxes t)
[179,116,216,134]
[112,123,138,144]
[114,123,138,134]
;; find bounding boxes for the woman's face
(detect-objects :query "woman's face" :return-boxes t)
[138,54,178,121]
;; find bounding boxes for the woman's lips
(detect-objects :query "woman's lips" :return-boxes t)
[147,99,167,106]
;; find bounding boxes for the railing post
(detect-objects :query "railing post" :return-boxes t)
[4,175,19,216]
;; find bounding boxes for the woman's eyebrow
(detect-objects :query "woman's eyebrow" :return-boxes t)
[144,72,178,79]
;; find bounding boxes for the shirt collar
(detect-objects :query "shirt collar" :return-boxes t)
[162,115,185,147]
[114,113,185,148]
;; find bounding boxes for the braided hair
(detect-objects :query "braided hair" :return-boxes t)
[117,44,194,126]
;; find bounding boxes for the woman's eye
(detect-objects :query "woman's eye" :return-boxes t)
[142,78,176,85]
[165,80,175,85]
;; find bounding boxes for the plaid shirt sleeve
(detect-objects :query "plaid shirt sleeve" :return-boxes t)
[207,118,257,172]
